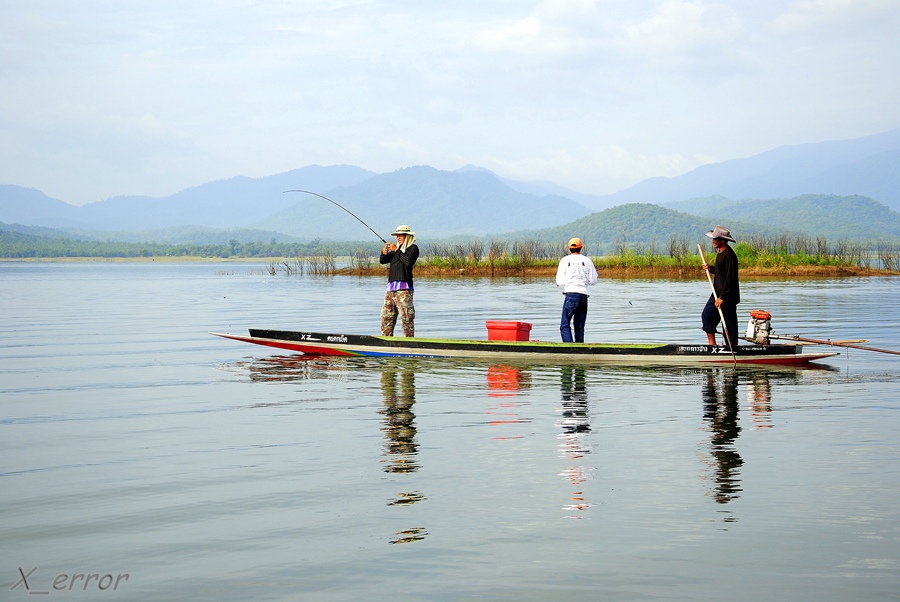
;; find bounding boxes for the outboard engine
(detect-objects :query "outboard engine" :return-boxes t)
[745,310,774,344]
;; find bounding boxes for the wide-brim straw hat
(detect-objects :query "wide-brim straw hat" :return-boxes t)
[392,225,415,236]
[705,225,736,242]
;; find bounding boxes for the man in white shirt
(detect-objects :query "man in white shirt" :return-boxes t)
[555,237,599,343]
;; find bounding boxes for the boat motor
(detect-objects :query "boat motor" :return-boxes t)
[745,310,774,344]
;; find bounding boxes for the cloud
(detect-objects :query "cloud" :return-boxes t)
[772,0,900,34]
[472,0,609,56]
[470,0,753,80]
[0,1,897,203]
[621,1,744,69]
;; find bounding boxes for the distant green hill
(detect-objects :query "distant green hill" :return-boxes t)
[665,194,900,240]
[509,203,767,253]
[500,195,899,255]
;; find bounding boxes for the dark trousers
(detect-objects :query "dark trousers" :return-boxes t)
[560,293,589,343]
[702,294,739,349]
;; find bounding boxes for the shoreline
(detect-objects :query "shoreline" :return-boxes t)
[369,265,896,279]
[4,256,896,278]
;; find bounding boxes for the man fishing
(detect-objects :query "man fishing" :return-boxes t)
[556,237,598,343]
[701,225,740,349]
[380,225,419,337]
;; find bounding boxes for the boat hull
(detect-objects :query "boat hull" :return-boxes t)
[210,329,840,366]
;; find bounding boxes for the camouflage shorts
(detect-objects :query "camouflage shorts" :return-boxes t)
[381,290,415,337]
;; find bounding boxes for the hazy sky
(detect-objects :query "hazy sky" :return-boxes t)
[2,0,898,205]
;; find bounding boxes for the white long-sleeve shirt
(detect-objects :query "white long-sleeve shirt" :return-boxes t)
[556,253,598,295]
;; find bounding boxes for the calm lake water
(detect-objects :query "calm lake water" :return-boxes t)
[1,262,899,601]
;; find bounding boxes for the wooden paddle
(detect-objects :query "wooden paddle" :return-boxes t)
[698,244,737,365]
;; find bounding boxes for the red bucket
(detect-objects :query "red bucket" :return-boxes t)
[486,321,532,342]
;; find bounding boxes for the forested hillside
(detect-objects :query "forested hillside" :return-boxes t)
[512,203,767,253]
[665,194,900,240]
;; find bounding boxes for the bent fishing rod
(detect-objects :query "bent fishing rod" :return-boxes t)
[283,190,388,244]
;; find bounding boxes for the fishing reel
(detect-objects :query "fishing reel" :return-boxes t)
[745,309,774,344]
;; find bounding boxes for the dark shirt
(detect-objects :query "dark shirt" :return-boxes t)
[380,244,419,287]
[709,244,740,305]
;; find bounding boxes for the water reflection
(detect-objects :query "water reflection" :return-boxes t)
[230,355,429,543]
[387,491,426,506]
[557,366,594,518]
[698,365,834,519]
[389,527,428,545]
[485,364,531,439]
[230,355,838,530]
[379,362,419,474]
[486,364,531,397]
[702,370,743,510]
[379,361,428,545]
[747,371,773,430]
[559,366,590,436]
[235,355,337,385]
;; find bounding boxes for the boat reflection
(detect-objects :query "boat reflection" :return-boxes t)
[236,354,338,386]
[229,354,837,529]
[557,366,594,518]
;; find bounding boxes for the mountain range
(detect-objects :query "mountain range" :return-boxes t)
[1,127,899,246]
[591,127,900,211]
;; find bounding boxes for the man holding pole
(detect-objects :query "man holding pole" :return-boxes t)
[700,225,740,349]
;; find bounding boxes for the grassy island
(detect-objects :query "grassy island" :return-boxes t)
[331,236,899,279]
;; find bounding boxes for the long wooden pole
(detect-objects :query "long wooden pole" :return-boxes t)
[768,334,900,356]
[698,244,737,365]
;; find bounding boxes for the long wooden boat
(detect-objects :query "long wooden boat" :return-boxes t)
[210,329,840,366]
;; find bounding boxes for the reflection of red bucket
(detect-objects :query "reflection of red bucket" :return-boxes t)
[486,365,525,438]
[486,320,531,341]
[487,364,521,397]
